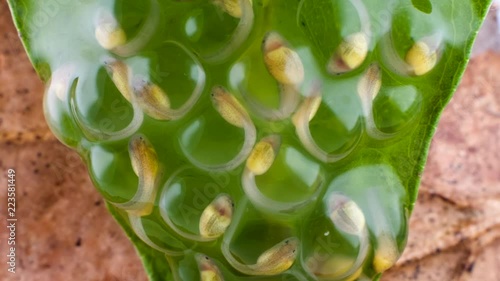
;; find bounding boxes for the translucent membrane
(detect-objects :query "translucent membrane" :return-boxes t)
[30,0,464,279]
[159,167,229,242]
[112,0,160,57]
[293,84,359,163]
[381,33,443,76]
[372,84,422,134]
[298,0,372,75]
[44,65,82,147]
[222,199,299,276]
[325,193,369,280]
[301,216,368,281]
[356,64,397,140]
[69,64,144,142]
[180,87,257,171]
[130,41,206,120]
[231,58,301,121]
[128,214,185,256]
[204,0,255,63]
[242,141,323,214]
[111,134,160,216]
[89,144,140,203]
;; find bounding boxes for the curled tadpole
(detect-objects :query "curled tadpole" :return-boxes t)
[103,58,132,102]
[292,83,357,163]
[357,64,395,140]
[184,87,256,171]
[326,193,370,281]
[113,134,160,216]
[241,134,322,214]
[221,199,299,276]
[132,77,171,120]
[248,237,299,275]
[373,232,400,273]
[263,32,305,86]
[327,0,372,75]
[159,168,223,242]
[94,9,127,50]
[405,37,440,76]
[196,254,225,281]
[113,0,161,57]
[204,0,254,63]
[69,66,144,142]
[246,135,281,176]
[328,32,369,75]
[128,214,183,256]
[241,84,301,121]
[328,193,366,235]
[381,32,442,77]
[241,166,320,214]
[199,194,234,239]
[130,41,205,121]
[238,32,303,121]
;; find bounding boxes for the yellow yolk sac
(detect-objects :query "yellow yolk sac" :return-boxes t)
[8,0,492,280]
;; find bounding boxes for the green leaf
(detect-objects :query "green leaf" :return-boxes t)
[412,0,433,14]
[8,0,492,280]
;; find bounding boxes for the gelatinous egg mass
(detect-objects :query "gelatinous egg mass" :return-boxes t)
[13,0,487,280]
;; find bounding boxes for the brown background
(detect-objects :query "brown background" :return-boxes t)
[1,2,499,280]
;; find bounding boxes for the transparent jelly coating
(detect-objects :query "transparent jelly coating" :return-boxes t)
[18,0,486,280]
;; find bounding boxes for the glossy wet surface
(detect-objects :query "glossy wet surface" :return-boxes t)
[6,0,490,280]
